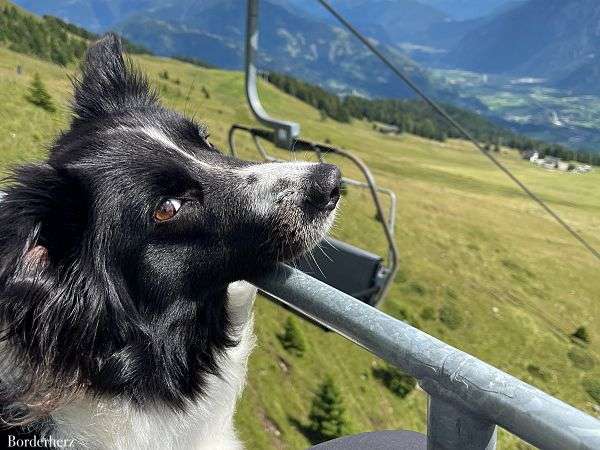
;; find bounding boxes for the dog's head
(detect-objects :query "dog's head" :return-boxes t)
[0,34,339,419]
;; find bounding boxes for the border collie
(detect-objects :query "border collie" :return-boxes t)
[0,34,340,449]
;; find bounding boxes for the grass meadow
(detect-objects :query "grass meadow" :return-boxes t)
[1,47,599,449]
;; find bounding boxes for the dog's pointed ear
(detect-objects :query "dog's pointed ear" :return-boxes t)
[72,33,158,125]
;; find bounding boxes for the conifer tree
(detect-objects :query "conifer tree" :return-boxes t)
[572,326,590,344]
[378,364,416,398]
[308,376,351,442]
[279,317,306,357]
[26,73,56,112]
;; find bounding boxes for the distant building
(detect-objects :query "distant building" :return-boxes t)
[550,111,563,127]
[523,151,591,174]
[375,124,400,135]
[542,156,560,169]
[521,150,539,161]
[575,165,592,174]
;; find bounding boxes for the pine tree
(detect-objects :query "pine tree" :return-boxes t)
[279,317,306,357]
[308,376,351,442]
[26,73,56,112]
[571,326,590,344]
[382,364,416,397]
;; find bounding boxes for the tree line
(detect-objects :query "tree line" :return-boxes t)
[266,72,600,166]
[0,5,149,68]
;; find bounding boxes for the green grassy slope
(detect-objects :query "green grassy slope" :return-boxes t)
[1,47,599,449]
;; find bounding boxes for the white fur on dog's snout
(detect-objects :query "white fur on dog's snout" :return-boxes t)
[238,161,317,217]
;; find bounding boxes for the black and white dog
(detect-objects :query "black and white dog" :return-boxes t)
[0,34,340,449]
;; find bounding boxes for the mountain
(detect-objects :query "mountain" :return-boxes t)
[489,0,527,16]
[11,0,442,99]
[388,1,525,69]
[556,60,600,95]
[10,0,161,32]
[419,0,516,20]
[319,0,448,45]
[446,0,600,93]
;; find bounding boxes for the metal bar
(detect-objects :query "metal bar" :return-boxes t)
[252,264,600,450]
[245,0,300,148]
[252,133,277,161]
[319,143,398,301]
[428,396,497,450]
[341,178,397,261]
[228,124,245,157]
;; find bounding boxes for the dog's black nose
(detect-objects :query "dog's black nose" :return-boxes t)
[306,163,342,211]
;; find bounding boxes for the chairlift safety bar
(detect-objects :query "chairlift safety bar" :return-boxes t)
[252,264,600,450]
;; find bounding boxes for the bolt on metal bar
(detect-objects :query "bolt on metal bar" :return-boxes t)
[251,264,600,450]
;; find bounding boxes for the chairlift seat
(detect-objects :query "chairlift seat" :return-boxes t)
[297,238,385,306]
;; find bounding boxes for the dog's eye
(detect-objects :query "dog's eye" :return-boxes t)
[154,199,182,222]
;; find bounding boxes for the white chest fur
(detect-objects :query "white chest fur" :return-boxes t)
[50,281,257,450]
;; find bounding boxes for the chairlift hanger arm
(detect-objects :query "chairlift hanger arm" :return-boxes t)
[244,0,299,149]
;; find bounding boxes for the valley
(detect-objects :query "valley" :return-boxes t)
[433,69,600,151]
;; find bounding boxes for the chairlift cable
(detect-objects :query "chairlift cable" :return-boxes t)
[316,0,600,263]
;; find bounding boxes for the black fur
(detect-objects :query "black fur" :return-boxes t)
[0,32,340,433]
